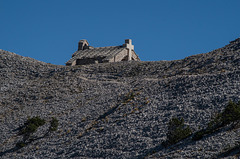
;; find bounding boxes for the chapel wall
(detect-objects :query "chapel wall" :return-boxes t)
[114,49,128,62]
[76,57,105,65]
[132,52,140,61]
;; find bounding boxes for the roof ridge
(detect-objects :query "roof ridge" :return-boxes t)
[94,45,123,49]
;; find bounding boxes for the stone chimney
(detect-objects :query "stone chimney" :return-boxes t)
[78,40,89,51]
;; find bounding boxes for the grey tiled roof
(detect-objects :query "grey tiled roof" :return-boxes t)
[66,46,127,64]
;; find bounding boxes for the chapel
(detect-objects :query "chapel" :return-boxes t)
[66,39,140,66]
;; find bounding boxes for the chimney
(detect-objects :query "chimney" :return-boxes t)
[78,40,89,51]
[125,39,132,45]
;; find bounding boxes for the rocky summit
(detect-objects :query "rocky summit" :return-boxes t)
[1,38,240,159]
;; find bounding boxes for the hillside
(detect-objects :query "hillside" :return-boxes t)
[0,38,240,158]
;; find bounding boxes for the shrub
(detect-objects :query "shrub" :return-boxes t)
[221,101,240,125]
[16,116,59,149]
[20,116,45,135]
[193,101,240,141]
[49,117,59,132]
[163,117,192,147]
[17,116,45,149]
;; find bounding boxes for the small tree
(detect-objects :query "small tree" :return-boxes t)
[221,101,240,126]
[16,116,59,149]
[20,116,45,136]
[163,117,192,147]
[193,101,240,141]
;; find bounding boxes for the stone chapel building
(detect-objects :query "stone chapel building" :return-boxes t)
[66,39,140,66]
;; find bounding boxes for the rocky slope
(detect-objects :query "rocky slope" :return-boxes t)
[0,38,240,158]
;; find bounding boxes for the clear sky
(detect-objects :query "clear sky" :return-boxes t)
[1,0,240,65]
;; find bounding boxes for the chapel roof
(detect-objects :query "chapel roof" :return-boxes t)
[66,39,138,65]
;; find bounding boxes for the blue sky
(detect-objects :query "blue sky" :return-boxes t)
[1,0,240,65]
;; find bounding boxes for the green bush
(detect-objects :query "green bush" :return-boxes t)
[17,116,45,148]
[49,117,59,132]
[16,116,59,149]
[193,101,240,141]
[163,117,192,147]
[221,101,240,125]
[20,116,45,135]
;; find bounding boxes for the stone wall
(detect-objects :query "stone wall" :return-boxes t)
[132,51,140,61]
[76,57,105,65]
[114,49,128,62]
[113,49,140,62]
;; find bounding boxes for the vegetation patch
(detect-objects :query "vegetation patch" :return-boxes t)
[193,101,240,141]
[16,116,59,149]
[49,117,59,132]
[19,116,46,136]
[163,117,192,147]
[123,90,140,104]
